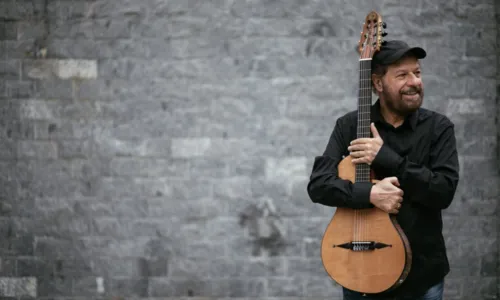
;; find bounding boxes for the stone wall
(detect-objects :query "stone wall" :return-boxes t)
[496,0,500,297]
[0,0,498,299]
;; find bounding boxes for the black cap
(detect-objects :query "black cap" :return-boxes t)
[372,40,426,67]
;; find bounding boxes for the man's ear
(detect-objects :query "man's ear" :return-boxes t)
[371,74,384,93]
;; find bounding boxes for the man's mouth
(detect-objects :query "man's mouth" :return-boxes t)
[401,90,419,95]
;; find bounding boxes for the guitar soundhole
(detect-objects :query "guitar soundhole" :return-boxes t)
[333,241,392,251]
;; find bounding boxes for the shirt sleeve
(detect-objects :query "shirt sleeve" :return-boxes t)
[307,117,374,209]
[371,116,460,210]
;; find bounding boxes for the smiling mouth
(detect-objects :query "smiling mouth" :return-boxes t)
[401,90,419,96]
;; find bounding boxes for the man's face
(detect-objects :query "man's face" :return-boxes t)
[373,55,424,115]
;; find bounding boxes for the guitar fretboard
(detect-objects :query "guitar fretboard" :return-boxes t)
[355,59,372,182]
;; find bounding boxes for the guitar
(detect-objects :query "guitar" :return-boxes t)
[320,11,412,294]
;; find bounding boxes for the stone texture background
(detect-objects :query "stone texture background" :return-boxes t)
[0,0,499,299]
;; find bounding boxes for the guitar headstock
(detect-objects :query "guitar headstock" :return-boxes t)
[358,11,387,59]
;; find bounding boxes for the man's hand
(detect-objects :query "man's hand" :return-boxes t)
[348,123,383,165]
[370,177,404,214]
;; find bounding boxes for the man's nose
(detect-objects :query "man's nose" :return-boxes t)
[407,73,421,86]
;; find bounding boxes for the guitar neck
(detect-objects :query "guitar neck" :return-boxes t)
[355,58,373,182]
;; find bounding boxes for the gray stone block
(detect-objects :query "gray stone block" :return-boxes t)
[57,139,92,159]
[461,276,497,299]
[36,275,72,297]
[304,277,342,298]
[246,55,332,79]
[109,157,185,177]
[168,37,230,59]
[96,176,171,198]
[166,0,233,17]
[33,79,73,99]
[0,60,20,80]
[232,0,346,18]
[442,278,463,299]
[3,40,37,59]
[47,38,100,59]
[0,277,36,297]
[6,80,36,99]
[0,258,16,277]
[443,215,496,236]
[0,21,17,40]
[17,140,58,159]
[17,20,47,41]
[0,79,6,98]
[24,59,98,80]
[0,0,42,19]
[245,18,315,37]
[0,139,17,159]
[466,77,497,99]
[107,277,147,297]
[268,277,304,297]
[51,18,132,40]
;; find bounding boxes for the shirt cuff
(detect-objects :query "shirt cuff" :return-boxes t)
[372,144,404,175]
[351,182,375,208]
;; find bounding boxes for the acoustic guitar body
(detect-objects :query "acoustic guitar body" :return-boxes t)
[320,155,412,294]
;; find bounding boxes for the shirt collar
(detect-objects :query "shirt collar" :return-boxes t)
[371,99,419,131]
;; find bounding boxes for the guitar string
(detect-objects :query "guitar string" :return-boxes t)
[356,59,372,244]
[365,60,372,244]
[362,59,370,244]
[361,60,371,245]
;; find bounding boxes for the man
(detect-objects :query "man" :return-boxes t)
[307,40,460,300]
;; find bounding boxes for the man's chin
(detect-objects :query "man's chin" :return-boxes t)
[402,94,423,109]
[396,100,422,116]
[406,102,422,114]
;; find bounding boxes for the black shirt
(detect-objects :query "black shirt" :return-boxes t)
[307,99,460,298]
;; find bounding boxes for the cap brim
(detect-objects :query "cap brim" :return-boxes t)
[385,47,427,64]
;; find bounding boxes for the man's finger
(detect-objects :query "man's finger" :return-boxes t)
[349,151,366,158]
[371,123,380,138]
[351,158,364,164]
[387,176,400,186]
[352,157,371,165]
[347,144,366,151]
[350,138,372,145]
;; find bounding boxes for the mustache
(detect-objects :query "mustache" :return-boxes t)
[401,87,421,94]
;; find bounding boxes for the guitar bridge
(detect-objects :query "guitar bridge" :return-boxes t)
[333,241,392,251]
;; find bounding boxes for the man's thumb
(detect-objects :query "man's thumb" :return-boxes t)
[371,123,380,138]
[387,176,400,186]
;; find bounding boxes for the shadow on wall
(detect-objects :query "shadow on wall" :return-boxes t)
[239,197,286,256]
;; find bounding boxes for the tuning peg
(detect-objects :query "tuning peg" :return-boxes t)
[382,22,387,28]
[381,31,388,36]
